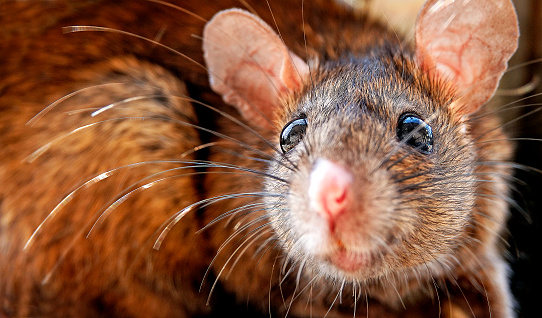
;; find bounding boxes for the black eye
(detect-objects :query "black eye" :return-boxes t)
[397,114,434,154]
[280,117,307,153]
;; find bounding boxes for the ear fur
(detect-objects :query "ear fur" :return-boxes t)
[203,9,309,129]
[415,0,519,114]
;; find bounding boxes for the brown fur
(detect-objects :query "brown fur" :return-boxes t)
[1,0,515,317]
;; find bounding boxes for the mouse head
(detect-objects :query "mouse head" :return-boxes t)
[203,0,518,283]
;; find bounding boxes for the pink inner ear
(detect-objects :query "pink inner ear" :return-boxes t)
[416,0,519,114]
[203,9,309,129]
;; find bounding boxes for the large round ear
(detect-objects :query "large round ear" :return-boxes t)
[202,9,309,129]
[415,0,519,114]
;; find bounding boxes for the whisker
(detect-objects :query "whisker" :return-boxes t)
[25,82,126,126]
[143,0,207,22]
[207,223,270,304]
[503,57,542,75]
[283,257,306,318]
[179,141,226,158]
[86,91,290,167]
[375,7,403,48]
[300,0,317,95]
[38,102,290,171]
[226,228,273,278]
[396,173,516,194]
[64,26,206,70]
[237,0,258,15]
[265,0,310,97]
[38,164,277,281]
[268,253,281,318]
[291,271,321,304]
[278,257,290,312]
[497,75,540,97]
[475,160,542,175]
[66,24,283,132]
[209,215,272,282]
[280,257,297,286]
[90,94,176,117]
[193,162,288,183]
[154,192,283,250]
[472,137,542,148]
[198,202,268,232]
[377,112,439,171]
[200,215,269,290]
[469,96,542,121]
[407,240,441,312]
[448,268,491,317]
[38,78,288,164]
[182,93,288,158]
[254,237,280,262]
[382,146,416,172]
[28,155,283,252]
[23,159,185,250]
[386,274,406,310]
[365,293,369,318]
[474,192,529,223]
[353,281,358,318]
[323,282,342,318]
[25,117,149,163]
[152,24,167,44]
[238,241,282,312]
[87,171,201,238]
[308,280,314,318]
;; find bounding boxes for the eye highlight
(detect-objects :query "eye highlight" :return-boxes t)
[280,117,307,153]
[396,114,434,154]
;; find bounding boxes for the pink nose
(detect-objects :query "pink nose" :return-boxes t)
[308,158,353,223]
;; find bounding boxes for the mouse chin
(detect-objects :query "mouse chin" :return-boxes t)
[316,242,386,280]
[327,247,371,273]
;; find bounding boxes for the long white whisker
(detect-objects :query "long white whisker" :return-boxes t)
[26,82,125,126]
[323,281,343,318]
[154,192,280,250]
[23,159,185,250]
[25,117,148,163]
[206,224,270,304]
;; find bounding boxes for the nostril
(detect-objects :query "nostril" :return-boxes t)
[308,158,353,222]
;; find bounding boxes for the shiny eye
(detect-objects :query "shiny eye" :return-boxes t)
[397,114,434,154]
[280,117,307,153]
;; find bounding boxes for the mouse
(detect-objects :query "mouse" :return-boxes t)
[0,0,519,317]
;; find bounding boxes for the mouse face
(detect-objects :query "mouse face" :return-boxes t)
[265,53,477,282]
[203,6,518,310]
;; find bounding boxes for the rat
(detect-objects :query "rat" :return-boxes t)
[0,0,519,317]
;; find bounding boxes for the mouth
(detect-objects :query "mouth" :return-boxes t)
[326,240,372,273]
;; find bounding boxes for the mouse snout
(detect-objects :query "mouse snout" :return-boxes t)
[308,158,353,228]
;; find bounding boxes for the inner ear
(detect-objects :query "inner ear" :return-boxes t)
[415,0,519,114]
[203,9,309,129]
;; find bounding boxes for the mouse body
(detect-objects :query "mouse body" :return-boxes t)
[0,0,519,317]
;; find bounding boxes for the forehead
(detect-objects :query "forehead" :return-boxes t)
[296,55,452,123]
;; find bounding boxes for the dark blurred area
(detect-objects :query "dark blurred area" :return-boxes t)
[503,1,542,317]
